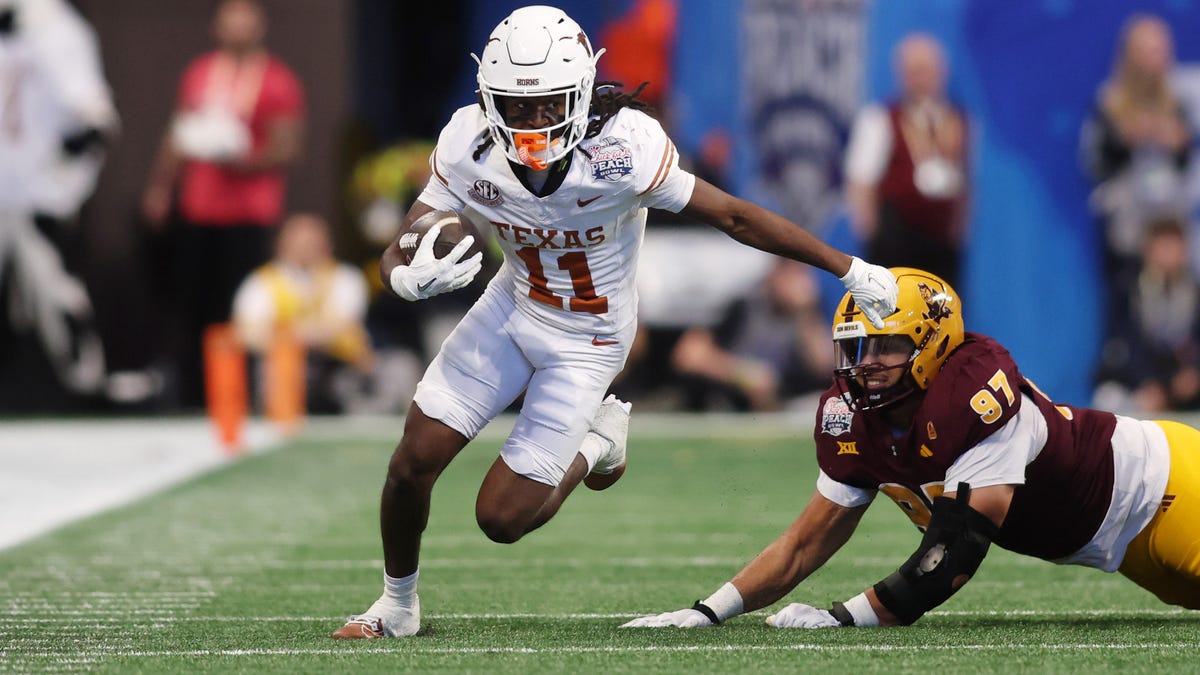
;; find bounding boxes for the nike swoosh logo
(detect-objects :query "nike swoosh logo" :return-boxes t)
[577,195,602,207]
[591,336,619,346]
[417,279,435,292]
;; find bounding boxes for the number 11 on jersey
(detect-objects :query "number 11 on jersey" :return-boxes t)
[516,247,608,314]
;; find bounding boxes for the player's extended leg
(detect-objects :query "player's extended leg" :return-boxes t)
[1118,420,1200,609]
[12,214,106,393]
[476,456,577,544]
[334,286,535,639]
[331,405,470,639]
[382,404,473,575]
[475,359,633,543]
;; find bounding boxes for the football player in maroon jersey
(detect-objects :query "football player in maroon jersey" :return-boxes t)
[625,267,1200,629]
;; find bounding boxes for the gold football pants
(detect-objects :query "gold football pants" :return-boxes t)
[1118,420,1200,609]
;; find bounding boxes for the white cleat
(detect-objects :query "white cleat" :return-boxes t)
[583,394,631,490]
[331,596,420,639]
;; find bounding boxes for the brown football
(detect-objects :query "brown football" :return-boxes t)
[398,210,483,265]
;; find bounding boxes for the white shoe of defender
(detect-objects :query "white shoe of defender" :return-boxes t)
[583,394,631,490]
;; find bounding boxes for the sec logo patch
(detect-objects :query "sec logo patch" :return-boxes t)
[468,179,503,207]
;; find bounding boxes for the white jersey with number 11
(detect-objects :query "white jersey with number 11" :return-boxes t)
[417,105,695,335]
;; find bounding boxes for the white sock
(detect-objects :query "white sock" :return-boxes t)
[379,569,418,609]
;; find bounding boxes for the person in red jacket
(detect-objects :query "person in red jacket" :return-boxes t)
[845,34,969,290]
[626,267,1199,629]
[142,0,305,407]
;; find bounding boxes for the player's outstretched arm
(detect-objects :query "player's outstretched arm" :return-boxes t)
[680,178,897,328]
[771,483,1013,629]
[622,491,865,628]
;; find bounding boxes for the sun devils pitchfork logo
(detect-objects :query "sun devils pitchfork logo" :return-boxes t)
[918,282,953,322]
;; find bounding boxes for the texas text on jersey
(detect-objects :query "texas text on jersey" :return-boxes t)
[418,105,694,336]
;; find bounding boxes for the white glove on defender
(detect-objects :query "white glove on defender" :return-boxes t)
[621,608,714,628]
[840,257,898,329]
[765,602,842,629]
[390,223,483,301]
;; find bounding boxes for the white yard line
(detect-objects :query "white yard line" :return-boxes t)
[0,608,1190,622]
[0,418,281,551]
[6,643,1199,660]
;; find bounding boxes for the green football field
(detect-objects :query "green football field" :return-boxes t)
[3,416,1198,673]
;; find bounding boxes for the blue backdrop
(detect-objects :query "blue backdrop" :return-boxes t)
[861,0,1200,405]
[457,0,1200,405]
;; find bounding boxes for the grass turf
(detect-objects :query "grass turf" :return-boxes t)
[2,418,1198,673]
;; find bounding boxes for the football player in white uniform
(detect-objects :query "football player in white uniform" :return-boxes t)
[0,0,118,395]
[333,4,899,639]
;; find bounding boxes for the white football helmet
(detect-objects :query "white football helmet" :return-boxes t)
[473,5,604,169]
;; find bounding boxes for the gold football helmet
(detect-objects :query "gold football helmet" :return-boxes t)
[832,267,964,410]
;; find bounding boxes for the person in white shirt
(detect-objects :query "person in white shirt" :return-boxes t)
[844,33,968,289]
[333,4,899,639]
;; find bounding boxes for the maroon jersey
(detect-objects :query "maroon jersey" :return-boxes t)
[815,333,1117,560]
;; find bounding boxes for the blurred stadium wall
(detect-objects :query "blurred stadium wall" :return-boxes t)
[39,0,1200,413]
[443,0,1200,406]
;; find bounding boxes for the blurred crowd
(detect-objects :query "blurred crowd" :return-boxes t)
[2,1,1200,419]
[1086,15,1200,416]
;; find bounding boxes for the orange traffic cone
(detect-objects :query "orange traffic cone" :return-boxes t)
[203,323,247,453]
[265,328,306,435]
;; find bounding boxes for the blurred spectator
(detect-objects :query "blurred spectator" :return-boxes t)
[615,127,758,409]
[346,141,502,413]
[347,139,436,292]
[231,213,373,414]
[1094,217,1200,414]
[669,260,831,411]
[349,140,497,353]
[598,0,677,112]
[844,33,969,290]
[1081,14,1193,290]
[0,0,118,404]
[141,0,305,408]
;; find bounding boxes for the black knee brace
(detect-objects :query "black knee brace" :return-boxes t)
[873,484,999,625]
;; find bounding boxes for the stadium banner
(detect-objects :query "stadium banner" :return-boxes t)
[737,0,866,232]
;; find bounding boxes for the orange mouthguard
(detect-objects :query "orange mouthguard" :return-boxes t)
[513,133,560,171]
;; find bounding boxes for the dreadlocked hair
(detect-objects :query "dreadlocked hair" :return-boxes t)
[585,80,652,139]
[471,81,653,162]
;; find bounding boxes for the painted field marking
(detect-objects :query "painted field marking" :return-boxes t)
[0,608,1191,622]
[9,642,1200,660]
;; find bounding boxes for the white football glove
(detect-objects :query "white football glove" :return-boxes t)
[840,257,898,329]
[765,602,843,629]
[620,608,714,628]
[390,222,483,301]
